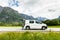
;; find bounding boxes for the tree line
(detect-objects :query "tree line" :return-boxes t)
[43,18,60,26]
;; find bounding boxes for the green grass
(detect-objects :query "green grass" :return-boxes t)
[48,26,60,28]
[0,26,21,27]
[0,32,60,40]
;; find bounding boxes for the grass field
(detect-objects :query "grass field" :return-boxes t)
[48,26,60,28]
[0,26,21,27]
[0,32,60,40]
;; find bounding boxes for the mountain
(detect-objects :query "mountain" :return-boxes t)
[0,7,23,23]
[36,17,47,21]
[0,6,3,13]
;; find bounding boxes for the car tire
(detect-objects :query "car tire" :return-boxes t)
[41,26,46,30]
[25,26,30,30]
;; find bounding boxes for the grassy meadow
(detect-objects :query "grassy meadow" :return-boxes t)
[0,26,21,27]
[48,26,60,28]
[0,32,60,40]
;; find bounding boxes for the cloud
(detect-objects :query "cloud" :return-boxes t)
[19,0,60,19]
[0,0,8,7]
[8,0,20,7]
[0,0,60,19]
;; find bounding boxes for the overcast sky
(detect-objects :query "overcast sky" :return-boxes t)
[0,0,60,19]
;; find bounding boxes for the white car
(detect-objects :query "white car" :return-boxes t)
[23,20,47,30]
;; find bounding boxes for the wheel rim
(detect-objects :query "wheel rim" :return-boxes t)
[26,27,30,30]
[27,27,29,29]
[43,27,45,30]
[42,26,45,30]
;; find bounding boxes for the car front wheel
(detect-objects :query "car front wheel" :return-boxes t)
[25,26,30,30]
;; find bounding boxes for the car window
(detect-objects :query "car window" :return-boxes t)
[29,21,34,23]
[36,21,42,24]
[36,21,40,24]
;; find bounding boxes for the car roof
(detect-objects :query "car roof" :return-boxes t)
[25,20,38,21]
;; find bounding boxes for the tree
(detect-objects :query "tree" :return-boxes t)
[43,18,60,26]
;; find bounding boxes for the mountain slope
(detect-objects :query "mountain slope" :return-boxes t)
[0,6,3,13]
[0,7,23,23]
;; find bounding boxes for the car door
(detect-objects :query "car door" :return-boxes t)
[35,21,42,29]
[29,20,35,29]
